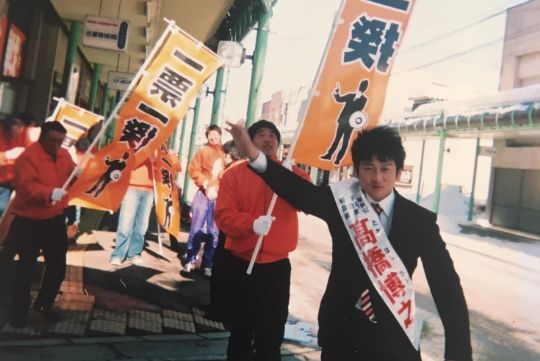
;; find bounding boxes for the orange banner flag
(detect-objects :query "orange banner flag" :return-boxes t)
[292,0,416,170]
[68,146,135,211]
[112,27,222,168]
[153,145,181,238]
[67,23,221,211]
[48,99,103,149]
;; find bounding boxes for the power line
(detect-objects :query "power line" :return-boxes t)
[394,19,540,76]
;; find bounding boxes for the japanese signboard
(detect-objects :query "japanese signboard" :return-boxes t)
[83,16,129,52]
[292,0,416,170]
[153,145,181,238]
[330,178,421,349]
[107,71,135,92]
[47,99,103,149]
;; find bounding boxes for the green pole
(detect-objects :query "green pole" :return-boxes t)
[210,67,225,125]
[178,115,188,158]
[245,10,271,127]
[88,63,103,112]
[100,82,108,116]
[62,21,82,97]
[175,116,188,184]
[106,94,117,144]
[432,129,447,214]
[182,97,201,204]
[467,138,481,221]
[415,139,426,204]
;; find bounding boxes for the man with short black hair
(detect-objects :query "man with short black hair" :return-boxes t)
[227,123,473,361]
[215,120,311,361]
[8,121,76,327]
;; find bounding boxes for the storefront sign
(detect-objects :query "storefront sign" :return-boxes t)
[107,71,135,91]
[83,16,129,52]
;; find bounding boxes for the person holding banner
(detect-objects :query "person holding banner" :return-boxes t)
[182,125,224,275]
[0,115,28,215]
[109,158,156,266]
[208,140,245,322]
[7,121,75,327]
[215,120,311,361]
[226,123,472,361]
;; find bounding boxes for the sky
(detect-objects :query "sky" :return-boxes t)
[181,0,532,201]
[209,0,530,123]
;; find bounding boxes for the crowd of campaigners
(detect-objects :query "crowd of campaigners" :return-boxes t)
[0,112,473,361]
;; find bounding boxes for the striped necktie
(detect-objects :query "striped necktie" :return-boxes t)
[371,202,383,217]
[358,288,377,323]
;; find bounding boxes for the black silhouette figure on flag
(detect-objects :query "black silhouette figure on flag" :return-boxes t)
[320,79,369,165]
[163,195,174,229]
[86,152,130,198]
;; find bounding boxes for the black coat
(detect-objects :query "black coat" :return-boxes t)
[255,158,472,361]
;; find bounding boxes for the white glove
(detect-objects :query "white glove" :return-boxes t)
[206,187,218,201]
[5,147,25,160]
[252,215,276,236]
[51,188,67,203]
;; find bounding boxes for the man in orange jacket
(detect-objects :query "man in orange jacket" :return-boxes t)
[8,121,75,327]
[215,120,311,361]
[182,125,224,275]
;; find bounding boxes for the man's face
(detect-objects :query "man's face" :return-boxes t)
[11,118,24,137]
[40,130,65,157]
[224,152,234,166]
[206,130,221,146]
[252,128,278,157]
[356,156,401,202]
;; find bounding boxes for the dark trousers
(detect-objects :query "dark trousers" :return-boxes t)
[320,310,422,361]
[209,232,230,322]
[10,215,68,319]
[227,255,291,361]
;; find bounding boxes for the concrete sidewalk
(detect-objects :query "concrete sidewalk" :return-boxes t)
[0,228,321,360]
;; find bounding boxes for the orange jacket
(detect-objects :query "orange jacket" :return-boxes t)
[187,144,224,190]
[0,128,31,185]
[12,142,76,219]
[215,160,311,263]
[129,159,154,190]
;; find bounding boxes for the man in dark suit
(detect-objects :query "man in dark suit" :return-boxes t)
[226,123,472,361]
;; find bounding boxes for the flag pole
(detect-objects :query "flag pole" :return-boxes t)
[58,20,177,192]
[246,0,347,275]
[47,97,66,122]
[150,158,164,256]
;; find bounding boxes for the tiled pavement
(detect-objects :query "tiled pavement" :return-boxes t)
[0,232,226,340]
[0,216,321,360]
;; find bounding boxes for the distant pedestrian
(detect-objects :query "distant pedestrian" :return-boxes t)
[109,158,155,266]
[182,125,224,276]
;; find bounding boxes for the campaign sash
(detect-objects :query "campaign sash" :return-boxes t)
[329,179,421,349]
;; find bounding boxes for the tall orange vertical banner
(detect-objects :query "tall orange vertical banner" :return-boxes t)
[292,0,416,170]
[153,145,181,238]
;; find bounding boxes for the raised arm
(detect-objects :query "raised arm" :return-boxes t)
[226,121,334,219]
